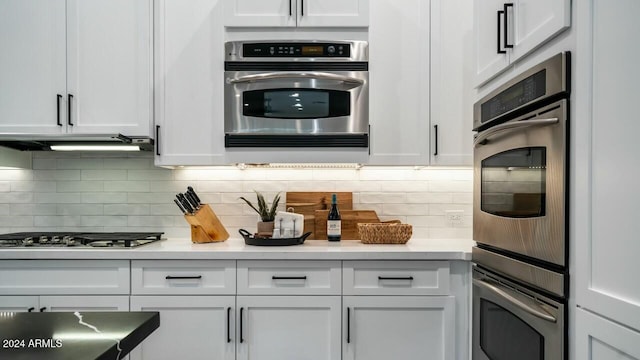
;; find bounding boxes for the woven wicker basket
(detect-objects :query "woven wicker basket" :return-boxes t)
[357,223,413,244]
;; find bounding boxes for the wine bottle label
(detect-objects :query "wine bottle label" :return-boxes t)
[327,220,341,236]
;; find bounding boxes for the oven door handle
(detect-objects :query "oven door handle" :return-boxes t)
[474,118,558,146]
[473,278,557,323]
[227,72,365,85]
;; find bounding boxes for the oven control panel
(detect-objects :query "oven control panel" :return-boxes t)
[242,42,351,58]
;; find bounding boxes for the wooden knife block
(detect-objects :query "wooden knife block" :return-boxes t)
[184,204,229,243]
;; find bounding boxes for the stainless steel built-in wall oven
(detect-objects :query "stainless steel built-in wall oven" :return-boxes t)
[224,41,368,148]
[472,52,570,360]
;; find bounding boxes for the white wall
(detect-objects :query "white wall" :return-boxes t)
[0,152,472,239]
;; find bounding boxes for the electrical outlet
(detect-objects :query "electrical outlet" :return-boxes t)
[445,210,464,226]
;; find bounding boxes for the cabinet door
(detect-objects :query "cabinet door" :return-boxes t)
[574,0,640,333]
[0,296,39,312]
[343,296,455,360]
[40,296,130,312]
[236,296,341,360]
[154,0,226,166]
[223,0,297,27]
[66,0,151,136]
[368,0,430,165]
[509,0,570,63]
[297,0,369,27]
[575,308,640,360]
[130,296,235,360]
[430,0,473,166]
[0,0,66,134]
[473,0,510,87]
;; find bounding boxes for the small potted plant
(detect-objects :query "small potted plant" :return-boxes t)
[239,191,281,236]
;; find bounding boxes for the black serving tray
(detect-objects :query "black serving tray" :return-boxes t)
[239,229,311,246]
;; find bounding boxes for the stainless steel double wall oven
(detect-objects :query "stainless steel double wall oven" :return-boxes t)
[472,52,570,360]
[224,40,369,148]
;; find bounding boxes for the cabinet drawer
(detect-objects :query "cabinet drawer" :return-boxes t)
[131,260,236,295]
[237,260,341,295]
[0,260,130,295]
[343,261,450,295]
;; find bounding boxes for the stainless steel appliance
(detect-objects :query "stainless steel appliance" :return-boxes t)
[0,232,164,248]
[472,52,570,360]
[224,40,368,148]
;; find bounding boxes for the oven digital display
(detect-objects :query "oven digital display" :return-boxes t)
[302,46,323,56]
[481,70,547,123]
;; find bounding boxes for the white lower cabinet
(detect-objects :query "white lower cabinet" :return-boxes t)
[575,307,640,360]
[343,296,455,360]
[0,295,129,313]
[130,295,235,360]
[236,295,342,360]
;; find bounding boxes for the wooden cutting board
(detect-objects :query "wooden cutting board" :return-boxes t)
[285,192,353,240]
[314,210,380,240]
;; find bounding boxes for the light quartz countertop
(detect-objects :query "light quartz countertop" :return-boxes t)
[0,238,474,261]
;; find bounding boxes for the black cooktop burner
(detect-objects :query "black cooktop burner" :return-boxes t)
[0,232,164,248]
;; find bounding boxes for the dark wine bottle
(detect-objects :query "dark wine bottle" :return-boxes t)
[327,193,341,241]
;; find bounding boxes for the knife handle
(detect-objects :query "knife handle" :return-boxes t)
[174,199,186,214]
[188,186,202,204]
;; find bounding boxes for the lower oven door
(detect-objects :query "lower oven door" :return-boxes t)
[224,70,368,147]
[473,266,565,360]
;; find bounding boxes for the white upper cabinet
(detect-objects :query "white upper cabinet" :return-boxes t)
[0,0,152,136]
[66,0,152,136]
[154,0,226,166]
[474,0,570,86]
[223,0,369,27]
[0,0,66,134]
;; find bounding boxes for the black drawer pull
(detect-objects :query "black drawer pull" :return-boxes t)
[27,307,35,312]
[504,3,514,49]
[240,307,244,343]
[67,94,74,126]
[347,307,351,343]
[56,94,63,126]
[272,276,307,280]
[497,10,506,54]
[39,307,47,312]
[227,307,231,343]
[165,275,202,280]
[378,276,414,281]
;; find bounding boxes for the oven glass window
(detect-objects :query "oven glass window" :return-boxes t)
[480,299,544,360]
[243,89,350,119]
[481,147,546,218]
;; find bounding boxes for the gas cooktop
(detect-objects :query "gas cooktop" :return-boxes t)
[0,232,164,248]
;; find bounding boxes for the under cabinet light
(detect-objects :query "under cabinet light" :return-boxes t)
[50,145,141,151]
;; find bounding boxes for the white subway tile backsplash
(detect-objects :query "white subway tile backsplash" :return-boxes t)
[81,170,127,181]
[0,153,472,238]
[11,181,57,193]
[104,181,150,193]
[57,181,104,193]
[81,192,128,204]
[57,204,104,216]
[11,204,57,216]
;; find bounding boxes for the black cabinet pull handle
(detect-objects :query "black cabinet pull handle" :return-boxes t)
[289,0,292,16]
[504,3,514,49]
[240,307,244,343]
[155,125,161,156]
[27,307,35,312]
[347,307,351,343]
[272,276,307,280]
[227,307,231,343]
[165,275,202,280]
[378,276,414,281]
[497,10,506,54]
[39,307,47,312]
[433,124,439,156]
[67,94,74,126]
[301,0,304,16]
[56,95,63,126]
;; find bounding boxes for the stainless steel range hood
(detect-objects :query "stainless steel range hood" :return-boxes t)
[0,134,154,151]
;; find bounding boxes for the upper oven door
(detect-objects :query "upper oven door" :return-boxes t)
[473,99,567,266]
[473,267,564,360]
[224,70,369,135]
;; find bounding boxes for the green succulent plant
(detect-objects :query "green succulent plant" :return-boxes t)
[239,191,281,222]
